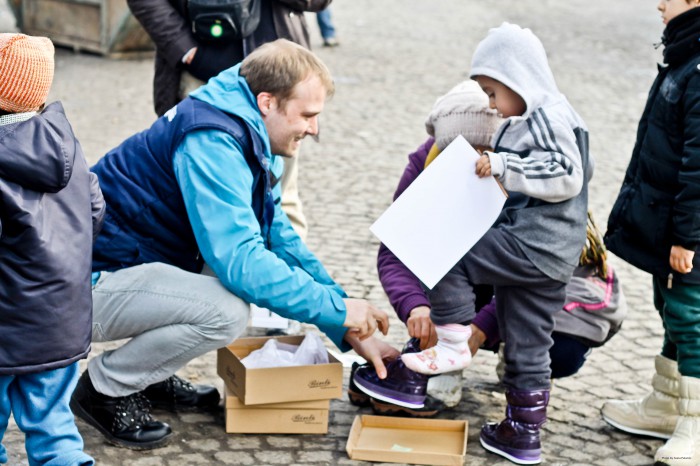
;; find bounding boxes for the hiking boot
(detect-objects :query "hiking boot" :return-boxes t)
[70,371,172,450]
[142,375,220,412]
[353,356,428,409]
[480,389,549,465]
[602,355,679,439]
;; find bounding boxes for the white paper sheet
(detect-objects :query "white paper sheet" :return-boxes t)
[370,135,507,289]
[249,304,289,329]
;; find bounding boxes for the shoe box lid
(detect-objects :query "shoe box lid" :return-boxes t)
[346,414,468,466]
[217,335,343,405]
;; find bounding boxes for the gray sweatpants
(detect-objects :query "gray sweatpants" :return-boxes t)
[429,228,566,390]
[89,262,250,397]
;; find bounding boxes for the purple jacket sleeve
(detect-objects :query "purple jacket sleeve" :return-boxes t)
[377,137,435,324]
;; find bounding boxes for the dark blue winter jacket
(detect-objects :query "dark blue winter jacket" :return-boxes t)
[0,102,105,375]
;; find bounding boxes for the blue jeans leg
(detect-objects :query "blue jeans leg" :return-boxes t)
[317,9,336,40]
[11,363,94,466]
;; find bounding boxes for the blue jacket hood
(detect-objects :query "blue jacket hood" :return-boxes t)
[190,64,272,156]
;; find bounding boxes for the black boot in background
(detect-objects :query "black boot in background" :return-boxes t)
[142,374,220,412]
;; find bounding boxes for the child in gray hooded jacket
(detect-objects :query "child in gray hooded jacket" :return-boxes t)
[401,23,593,465]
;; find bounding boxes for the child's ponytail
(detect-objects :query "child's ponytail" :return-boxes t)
[579,211,608,280]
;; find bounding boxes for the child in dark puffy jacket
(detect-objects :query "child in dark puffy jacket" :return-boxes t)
[0,33,104,465]
[602,1,700,464]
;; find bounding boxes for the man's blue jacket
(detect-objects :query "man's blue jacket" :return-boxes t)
[92,64,348,348]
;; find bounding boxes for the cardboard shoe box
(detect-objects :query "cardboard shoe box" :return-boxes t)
[224,386,329,434]
[217,335,343,405]
[346,415,468,466]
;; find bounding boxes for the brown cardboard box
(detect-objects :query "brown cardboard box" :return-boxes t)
[224,387,329,434]
[217,335,343,405]
[346,415,468,466]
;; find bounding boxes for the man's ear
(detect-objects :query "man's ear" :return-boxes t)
[257,92,276,116]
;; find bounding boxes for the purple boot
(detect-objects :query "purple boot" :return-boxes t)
[480,389,549,465]
[352,338,428,409]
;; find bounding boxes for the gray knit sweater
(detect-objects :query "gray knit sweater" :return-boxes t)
[470,23,594,282]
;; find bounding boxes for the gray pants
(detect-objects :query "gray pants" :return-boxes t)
[89,262,249,397]
[429,228,566,390]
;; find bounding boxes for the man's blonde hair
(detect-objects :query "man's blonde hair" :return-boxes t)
[241,39,334,107]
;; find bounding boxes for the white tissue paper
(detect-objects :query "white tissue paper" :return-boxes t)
[240,333,329,368]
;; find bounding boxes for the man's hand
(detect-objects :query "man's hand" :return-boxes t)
[343,298,389,340]
[476,154,492,178]
[670,245,695,274]
[344,334,400,379]
[183,47,197,65]
[406,306,437,349]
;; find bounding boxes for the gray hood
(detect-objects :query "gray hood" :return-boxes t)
[0,102,75,193]
[470,22,560,119]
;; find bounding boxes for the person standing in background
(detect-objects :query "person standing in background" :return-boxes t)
[128,0,333,239]
[317,7,338,47]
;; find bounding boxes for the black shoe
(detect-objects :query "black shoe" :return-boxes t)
[142,375,220,412]
[70,371,172,450]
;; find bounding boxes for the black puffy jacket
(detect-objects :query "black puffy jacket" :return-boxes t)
[605,8,700,285]
[0,103,105,374]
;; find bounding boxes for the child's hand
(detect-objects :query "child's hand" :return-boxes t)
[476,154,492,178]
[670,245,695,274]
[406,306,437,349]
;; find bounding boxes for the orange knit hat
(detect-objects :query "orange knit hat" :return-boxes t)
[0,34,54,113]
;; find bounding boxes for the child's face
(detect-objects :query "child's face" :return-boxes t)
[474,76,526,119]
[657,0,700,24]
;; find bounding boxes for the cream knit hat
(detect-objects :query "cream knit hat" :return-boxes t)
[425,80,503,150]
[0,34,55,113]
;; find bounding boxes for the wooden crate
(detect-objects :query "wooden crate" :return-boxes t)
[20,0,154,58]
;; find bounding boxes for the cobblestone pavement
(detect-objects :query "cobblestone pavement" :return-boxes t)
[1,0,671,464]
